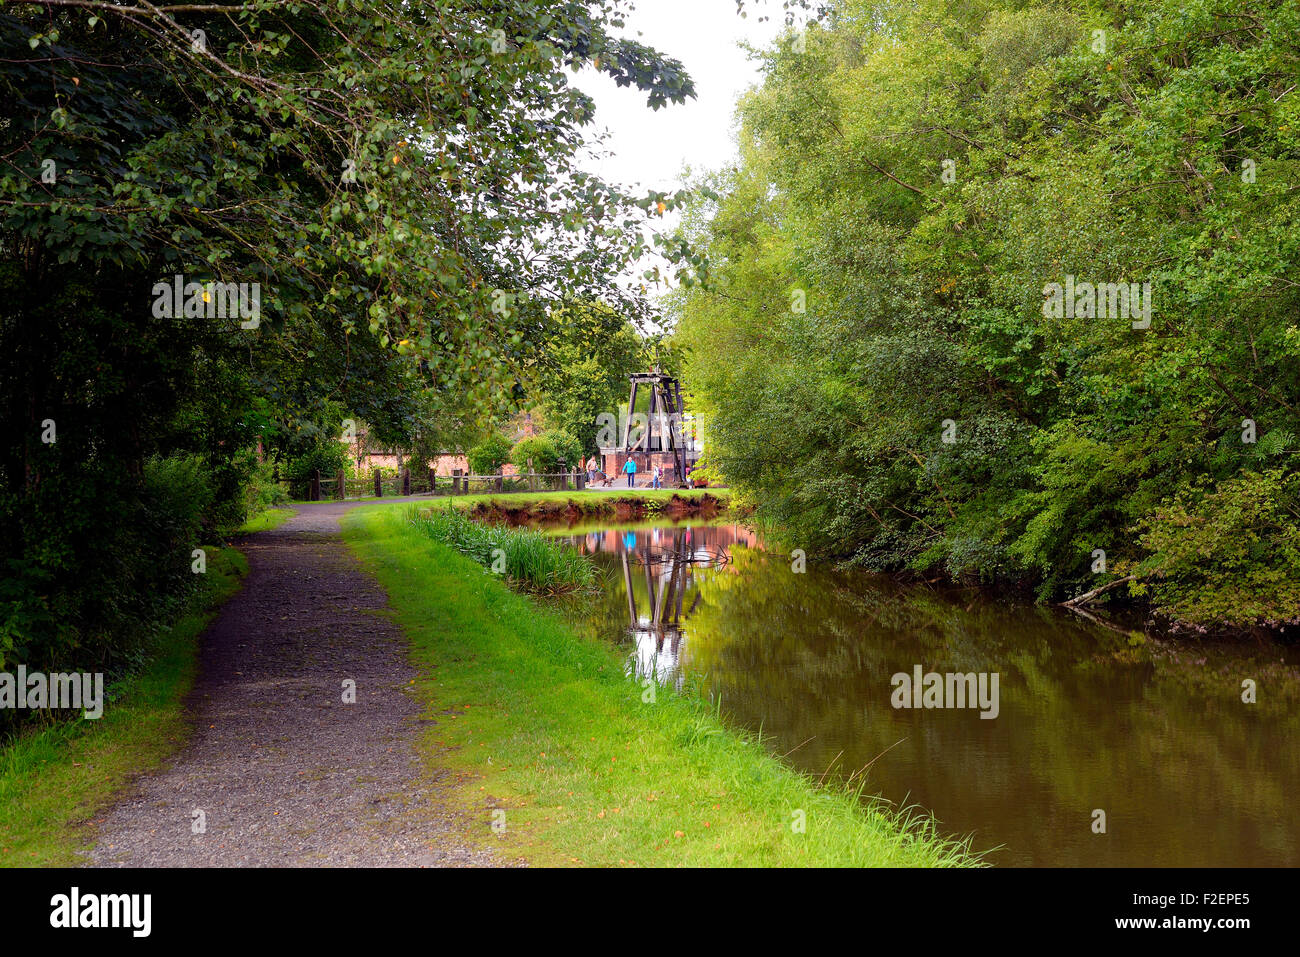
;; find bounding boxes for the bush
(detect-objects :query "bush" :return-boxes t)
[140,453,215,550]
[284,441,350,498]
[0,452,225,737]
[1136,469,1300,627]
[467,434,513,475]
[510,430,582,473]
[546,430,583,471]
[510,435,555,473]
[243,459,289,516]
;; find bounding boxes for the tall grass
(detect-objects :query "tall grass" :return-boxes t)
[406,505,597,594]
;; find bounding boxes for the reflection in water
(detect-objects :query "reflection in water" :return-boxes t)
[556,520,1300,867]
[570,524,758,688]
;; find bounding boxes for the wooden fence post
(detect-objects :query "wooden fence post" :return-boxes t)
[310,469,321,502]
[337,469,345,500]
[374,469,382,498]
[428,466,436,494]
[402,468,411,496]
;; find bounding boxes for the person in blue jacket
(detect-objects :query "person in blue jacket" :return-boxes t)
[622,456,637,487]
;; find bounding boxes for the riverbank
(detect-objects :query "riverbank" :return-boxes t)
[467,489,728,525]
[341,503,978,867]
[0,544,248,866]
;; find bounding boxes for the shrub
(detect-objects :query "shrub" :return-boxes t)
[546,430,583,471]
[1136,469,1300,627]
[0,452,225,737]
[284,441,350,498]
[510,430,583,473]
[510,435,556,473]
[467,434,513,475]
[139,453,215,551]
[242,458,289,516]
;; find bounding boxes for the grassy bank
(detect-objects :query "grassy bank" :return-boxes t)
[239,505,296,532]
[449,487,728,507]
[0,543,248,866]
[407,505,596,594]
[343,503,977,867]
[338,487,728,508]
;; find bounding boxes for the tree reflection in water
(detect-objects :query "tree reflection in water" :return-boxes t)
[554,519,1300,867]
[566,523,756,689]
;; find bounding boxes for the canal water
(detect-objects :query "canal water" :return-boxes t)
[550,518,1300,866]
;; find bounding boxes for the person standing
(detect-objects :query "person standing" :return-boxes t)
[622,455,637,487]
[685,462,693,489]
[652,464,662,489]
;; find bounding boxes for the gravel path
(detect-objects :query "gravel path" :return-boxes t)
[88,500,506,867]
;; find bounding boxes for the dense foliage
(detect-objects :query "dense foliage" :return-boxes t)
[674,0,1300,628]
[526,301,662,456]
[467,434,515,476]
[510,430,584,473]
[1,0,694,687]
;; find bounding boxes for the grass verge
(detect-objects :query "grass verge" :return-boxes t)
[0,546,247,866]
[343,504,978,867]
[237,506,296,533]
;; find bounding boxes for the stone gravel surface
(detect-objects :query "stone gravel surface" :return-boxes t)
[87,501,511,868]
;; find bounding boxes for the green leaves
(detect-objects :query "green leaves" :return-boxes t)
[0,1,705,678]
[675,0,1300,628]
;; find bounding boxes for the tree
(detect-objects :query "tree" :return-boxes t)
[530,302,652,455]
[0,0,698,687]
[673,0,1300,628]
[510,430,581,473]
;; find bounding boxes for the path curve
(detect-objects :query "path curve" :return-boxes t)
[88,500,504,867]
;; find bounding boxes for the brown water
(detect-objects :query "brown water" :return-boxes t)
[553,519,1300,867]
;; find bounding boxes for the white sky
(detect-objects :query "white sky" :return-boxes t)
[577,0,786,194]
[573,0,792,302]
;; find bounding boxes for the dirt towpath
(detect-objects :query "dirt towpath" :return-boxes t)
[88,500,504,867]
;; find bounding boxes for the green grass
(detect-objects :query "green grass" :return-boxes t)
[343,504,978,867]
[237,506,296,532]
[0,546,247,866]
[405,504,597,594]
